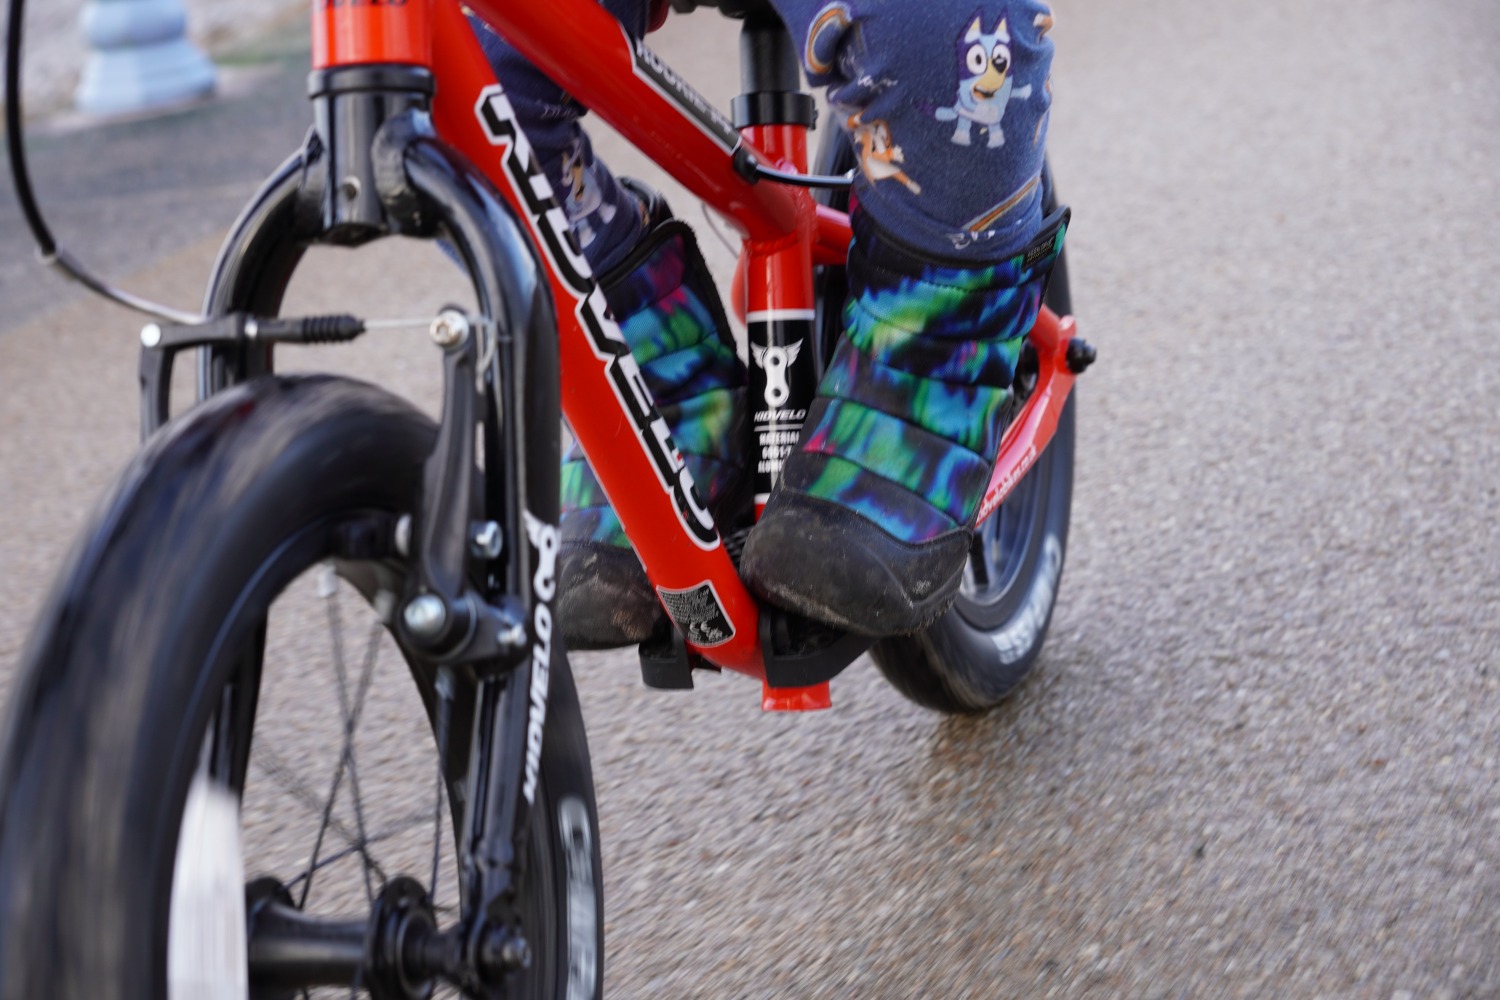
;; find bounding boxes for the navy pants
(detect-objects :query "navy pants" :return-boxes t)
[472,0,1056,274]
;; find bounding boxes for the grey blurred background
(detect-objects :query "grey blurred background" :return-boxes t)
[2,0,1498,995]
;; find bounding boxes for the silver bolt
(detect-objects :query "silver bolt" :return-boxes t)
[339,176,362,201]
[501,936,532,970]
[403,595,447,637]
[470,521,502,559]
[496,621,528,649]
[394,515,412,557]
[140,323,162,348]
[429,309,471,348]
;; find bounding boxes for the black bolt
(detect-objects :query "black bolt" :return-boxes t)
[1066,338,1097,374]
[476,925,533,977]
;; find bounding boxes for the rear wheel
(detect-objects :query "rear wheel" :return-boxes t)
[869,392,1074,712]
[0,375,602,998]
[812,128,1078,713]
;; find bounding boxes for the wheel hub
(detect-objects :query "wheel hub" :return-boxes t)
[244,875,530,996]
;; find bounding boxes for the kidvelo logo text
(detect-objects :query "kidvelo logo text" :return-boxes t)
[476,86,718,550]
[521,510,560,805]
[979,442,1037,521]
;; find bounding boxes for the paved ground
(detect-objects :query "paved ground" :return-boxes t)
[3,0,1499,997]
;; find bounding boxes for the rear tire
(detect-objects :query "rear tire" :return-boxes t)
[0,375,603,998]
[869,393,1075,713]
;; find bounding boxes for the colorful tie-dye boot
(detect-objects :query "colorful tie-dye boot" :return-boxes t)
[558,196,749,649]
[740,210,1066,637]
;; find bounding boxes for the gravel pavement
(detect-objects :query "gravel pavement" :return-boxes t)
[2,0,1499,997]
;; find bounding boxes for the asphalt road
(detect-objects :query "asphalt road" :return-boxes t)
[3,0,1499,997]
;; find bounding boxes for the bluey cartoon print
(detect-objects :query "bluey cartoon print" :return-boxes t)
[848,113,922,195]
[560,140,615,249]
[804,2,853,78]
[933,14,1033,149]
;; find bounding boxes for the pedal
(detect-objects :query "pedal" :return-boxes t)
[759,608,870,690]
[637,625,712,690]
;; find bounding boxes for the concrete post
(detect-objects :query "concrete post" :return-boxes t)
[74,0,217,117]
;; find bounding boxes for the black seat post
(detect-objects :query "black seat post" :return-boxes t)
[732,10,815,130]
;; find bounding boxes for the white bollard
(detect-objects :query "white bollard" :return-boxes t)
[74,0,216,117]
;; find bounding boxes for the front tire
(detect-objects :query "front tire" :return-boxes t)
[0,375,603,998]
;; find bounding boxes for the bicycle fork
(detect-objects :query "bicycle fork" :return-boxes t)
[136,63,563,993]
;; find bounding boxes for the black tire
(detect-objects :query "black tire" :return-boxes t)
[869,391,1075,713]
[0,375,603,999]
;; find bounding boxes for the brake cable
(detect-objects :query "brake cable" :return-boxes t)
[4,0,207,325]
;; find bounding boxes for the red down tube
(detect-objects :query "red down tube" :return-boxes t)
[430,0,773,680]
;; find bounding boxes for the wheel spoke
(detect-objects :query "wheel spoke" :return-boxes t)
[300,571,386,908]
[253,744,388,872]
[278,810,433,893]
[966,531,992,591]
[326,584,385,905]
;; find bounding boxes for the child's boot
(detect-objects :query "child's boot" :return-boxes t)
[740,210,1066,636]
[558,192,749,649]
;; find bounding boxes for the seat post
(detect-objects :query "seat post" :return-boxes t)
[732,10,815,131]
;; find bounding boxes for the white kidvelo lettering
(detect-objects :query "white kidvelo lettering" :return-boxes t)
[475,85,719,551]
[979,442,1038,522]
[558,796,599,999]
[988,533,1062,664]
[522,510,560,803]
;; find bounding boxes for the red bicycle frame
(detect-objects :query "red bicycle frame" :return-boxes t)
[314,0,1078,710]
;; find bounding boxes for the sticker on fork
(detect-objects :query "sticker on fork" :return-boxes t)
[656,581,735,648]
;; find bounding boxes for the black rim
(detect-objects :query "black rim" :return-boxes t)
[957,450,1049,621]
[166,511,476,998]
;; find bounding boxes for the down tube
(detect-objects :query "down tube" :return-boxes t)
[428,0,766,678]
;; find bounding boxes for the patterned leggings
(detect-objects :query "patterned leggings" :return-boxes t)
[471,0,1056,273]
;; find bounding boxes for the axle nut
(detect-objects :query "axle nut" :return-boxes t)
[429,309,471,348]
[1065,337,1098,374]
[402,594,448,637]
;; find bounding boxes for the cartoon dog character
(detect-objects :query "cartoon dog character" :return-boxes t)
[933,14,1033,148]
[848,113,922,194]
[560,140,616,248]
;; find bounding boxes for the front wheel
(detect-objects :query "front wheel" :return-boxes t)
[0,375,603,998]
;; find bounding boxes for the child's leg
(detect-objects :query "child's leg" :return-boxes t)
[741,0,1064,635]
[473,5,749,648]
[468,2,651,274]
